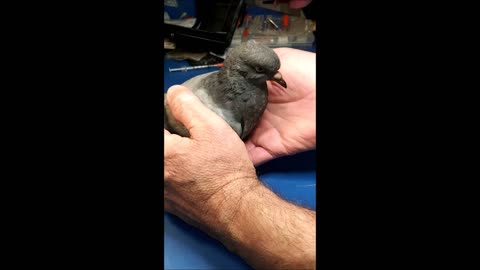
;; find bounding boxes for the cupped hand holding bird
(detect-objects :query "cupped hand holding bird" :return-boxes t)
[165,41,286,140]
[245,48,316,165]
[164,85,258,232]
[164,44,316,166]
[163,47,317,269]
[163,82,317,270]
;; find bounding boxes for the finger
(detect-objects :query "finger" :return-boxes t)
[164,128,184,156]
[247,147,274,166]
[245,140,256,151]
[166,85,226,136]
[164,128,173,146]
[288,0,312,9]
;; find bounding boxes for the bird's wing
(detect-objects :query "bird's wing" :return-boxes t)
[182,71,243,137]
[239,89,268,140]
[164,72,218,136]
[181,71,218,92]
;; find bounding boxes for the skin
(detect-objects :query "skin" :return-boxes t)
[164,48,316,270]
[246,48,316,165]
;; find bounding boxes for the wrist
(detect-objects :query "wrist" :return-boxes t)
[222,184,281,249]
[201,169,261,241]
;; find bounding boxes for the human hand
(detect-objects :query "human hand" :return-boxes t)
[245,48,316,166]
[164,85,316,270]
[164,85,259,235]
[288,0,312,9]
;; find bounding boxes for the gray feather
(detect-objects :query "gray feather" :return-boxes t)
[164,40,284,140]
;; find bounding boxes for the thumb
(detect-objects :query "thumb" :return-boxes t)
[166,85,226,136]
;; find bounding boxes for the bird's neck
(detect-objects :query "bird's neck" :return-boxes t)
[217,67,266,89]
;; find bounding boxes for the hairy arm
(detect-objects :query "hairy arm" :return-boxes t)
[205,178,316,270]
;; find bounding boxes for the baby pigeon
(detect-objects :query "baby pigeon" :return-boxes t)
[164,40,287,140]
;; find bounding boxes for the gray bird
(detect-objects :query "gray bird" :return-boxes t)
[164,40,287,140]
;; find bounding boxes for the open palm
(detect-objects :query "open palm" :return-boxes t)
[245,48,316,166]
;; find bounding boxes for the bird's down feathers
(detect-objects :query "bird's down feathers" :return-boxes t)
[164,40,286,140]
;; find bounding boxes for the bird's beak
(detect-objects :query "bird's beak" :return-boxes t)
[271,71,287,88]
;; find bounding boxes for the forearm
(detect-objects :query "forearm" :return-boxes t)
[209,178,316,270]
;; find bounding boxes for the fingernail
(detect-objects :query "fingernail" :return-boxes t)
[168,85,193,97]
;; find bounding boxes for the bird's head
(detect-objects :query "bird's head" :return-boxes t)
[224,40,287,88]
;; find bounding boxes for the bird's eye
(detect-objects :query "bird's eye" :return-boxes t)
[255,66,264,73]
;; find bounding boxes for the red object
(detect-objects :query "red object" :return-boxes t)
[217,63,224,67]
[283,14,289,27]
[242,14,251,40]
[242,29,249,38]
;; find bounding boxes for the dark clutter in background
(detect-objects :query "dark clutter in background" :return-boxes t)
[163,0,316,70]
[164,0,245,54]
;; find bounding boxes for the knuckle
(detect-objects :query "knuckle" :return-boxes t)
[169,95,196,117]
[164,166,176,180]
[176,92,194,104]
[170,101,185,117]
[169,86,192,104]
